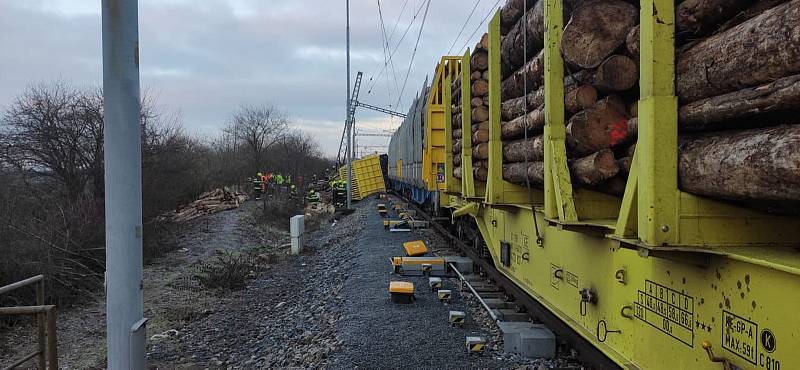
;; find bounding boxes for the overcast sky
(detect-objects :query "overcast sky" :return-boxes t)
[0,0,501,156]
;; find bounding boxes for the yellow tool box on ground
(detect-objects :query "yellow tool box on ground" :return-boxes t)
[388,281,414,304]
[402,240,428,257]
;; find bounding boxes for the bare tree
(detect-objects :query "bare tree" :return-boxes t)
[225,104,288,174]
[277,129,324,178]
[0,81,104,202]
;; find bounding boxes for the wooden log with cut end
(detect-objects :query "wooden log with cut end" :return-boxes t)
[471,71,483,81]
[501,50,544,100]
[503,162,545,185]
[501,0,545,75]
[501,86,545,121]
[626,25,639,58]
[471,50,489,71]
[571,55,638,93]
[474,160,489,169]
[473,121,490,133]
[500,0,536,35]
[678,124,800,201]
[474,166,488,182]
[472,128,490,144]
[454,166,463,179]
[676,1,800,103]
[472,106,490,123]
[452,113,462,126]
[627,1,785,55]
[570,149,620,186]
[676,0,754,38]
[565,85,598,115]
[472,79,489,97]
[500,80,592,122]
[471,97,485,108]
[714,0,790,37]
[617,156,632,174]
[678,74,800,131]
[477,33,489,50]
[629,101,638,118]
[452,128,463,139]
[502,106,546,140]
[503,136,544,163]
[561,0,638,69]
[473,143,489,159]
[454,140,463,154]
[626,117,638,139]
[626,143,636,157]
[566,97,631,156]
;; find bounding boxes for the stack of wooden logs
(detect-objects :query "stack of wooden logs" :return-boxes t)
[470,34,491,182]
[452,64,463,179]
[497,0,800,206]
[162,188,249,222]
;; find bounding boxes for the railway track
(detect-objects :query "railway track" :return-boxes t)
[390,191,621,370]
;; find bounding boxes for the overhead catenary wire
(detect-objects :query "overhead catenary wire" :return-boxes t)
[456,0,502,55]
[366,0,409,91]
[366,0,428,96]
[377,0,398,109]
[394,0,432,110]
[445,0,483,56]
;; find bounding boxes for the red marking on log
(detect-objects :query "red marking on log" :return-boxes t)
[609,119,628,146]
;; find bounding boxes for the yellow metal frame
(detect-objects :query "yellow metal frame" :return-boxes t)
[443,57,463,196]
[435,1,800,369]
[616,0,800,248]
[423,59,449,196]
[485,12,544,206]
[460,49,486,199]
[542,0,577,222]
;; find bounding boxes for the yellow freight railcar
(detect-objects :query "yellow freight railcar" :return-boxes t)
[392,1,800,369]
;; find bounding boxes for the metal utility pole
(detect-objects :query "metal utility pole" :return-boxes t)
[102,0,147,368]
[345,0,353,209]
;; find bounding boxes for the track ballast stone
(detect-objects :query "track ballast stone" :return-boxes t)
[329,197,535,370]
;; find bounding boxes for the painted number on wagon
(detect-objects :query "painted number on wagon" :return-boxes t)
[634,280,694,347]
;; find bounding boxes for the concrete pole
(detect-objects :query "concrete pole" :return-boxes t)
[102,0,145,368]
[346,0,353,209]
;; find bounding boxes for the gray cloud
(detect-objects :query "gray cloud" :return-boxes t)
[0,0,502,155]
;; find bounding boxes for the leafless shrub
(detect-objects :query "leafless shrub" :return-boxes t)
[194,251,256,291]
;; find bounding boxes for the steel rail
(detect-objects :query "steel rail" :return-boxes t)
[392,191,622,370]
[448,263,499,321]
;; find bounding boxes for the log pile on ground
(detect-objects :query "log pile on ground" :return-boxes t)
[162,188,249,222]
[494,0,800,206]
[471,33,491,182]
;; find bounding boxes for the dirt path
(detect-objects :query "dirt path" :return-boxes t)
[1,200,288,369]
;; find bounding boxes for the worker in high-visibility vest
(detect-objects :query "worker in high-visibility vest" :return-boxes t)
[275,173,284,185]
[307,189,320,203]
[260,173,268,195]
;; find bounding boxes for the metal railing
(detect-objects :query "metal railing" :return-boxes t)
[0,275,58,370]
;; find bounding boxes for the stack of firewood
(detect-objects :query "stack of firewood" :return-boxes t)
[452,64,463,179]
[497,0,800,205]
[162,188,249,222]
[470,33,491,182]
